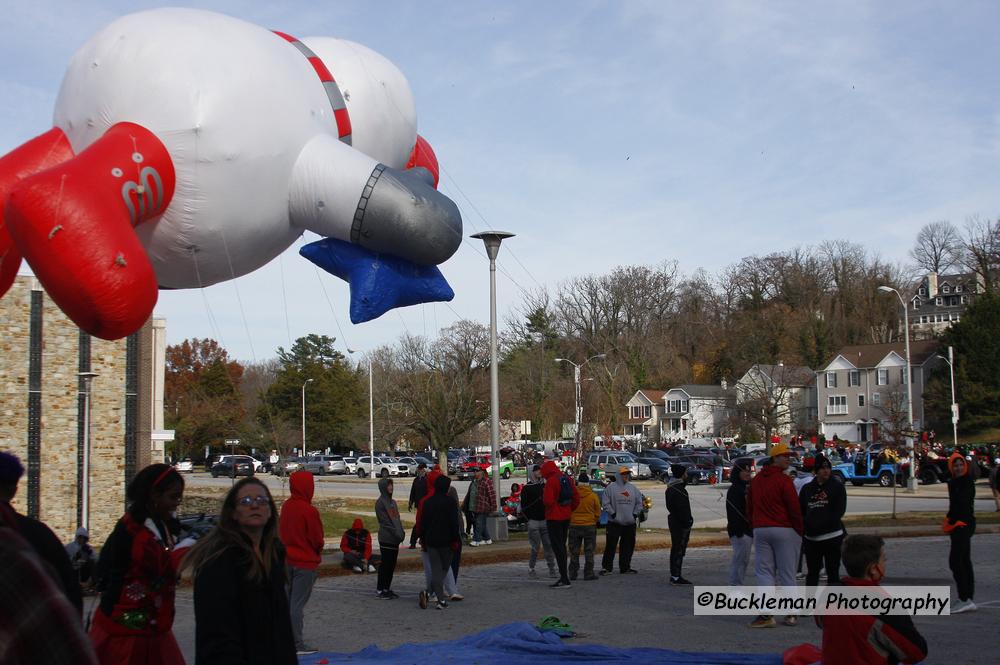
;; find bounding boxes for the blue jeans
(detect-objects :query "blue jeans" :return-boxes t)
[473,512,490,541]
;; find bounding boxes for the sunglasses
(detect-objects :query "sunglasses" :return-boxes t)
[237,495,271,507]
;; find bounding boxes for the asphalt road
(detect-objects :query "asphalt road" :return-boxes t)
[165,533,1000,664]
[184,473,998,530]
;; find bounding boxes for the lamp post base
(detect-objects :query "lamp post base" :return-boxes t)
[906,478,918,493]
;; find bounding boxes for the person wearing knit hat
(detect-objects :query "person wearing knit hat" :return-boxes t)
[799,454,847,588]
[945,453,976,613]
[0,451,82,615]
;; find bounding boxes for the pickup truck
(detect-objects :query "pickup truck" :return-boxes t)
[457,455,515,480]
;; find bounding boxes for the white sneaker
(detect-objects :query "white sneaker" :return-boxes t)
[470,541,481,547]
[368,564,376,572]
[952,600,977,614]
[353,566,362,573]
[484,539,493,545]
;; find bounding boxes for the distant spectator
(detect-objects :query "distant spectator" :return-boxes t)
[726,460,753,585]
[65,526,97,588]
[465,466,496,546]
[816,535,927,664]
[340,519,379,573]
[407,464,428,549]
[0,451,81,614]
[568,472,601,581]
[600,466,643,575]
[375,478,405,599]
[444,483,465,602]
[945,453,976,613]
[279,470,325,653]
[519,465,557,578]
[746,443,803,628]
[665,464,693,585]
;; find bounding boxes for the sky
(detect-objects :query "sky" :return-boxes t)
[2,1,999,363]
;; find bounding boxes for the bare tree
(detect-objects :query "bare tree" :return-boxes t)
[735,364,814,447]
[961,215,1000,293]
[910,221,962,274]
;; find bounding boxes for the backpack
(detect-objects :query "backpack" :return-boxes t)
[557,474,574,506]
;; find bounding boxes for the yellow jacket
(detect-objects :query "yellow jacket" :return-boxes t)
[571,484,602,526]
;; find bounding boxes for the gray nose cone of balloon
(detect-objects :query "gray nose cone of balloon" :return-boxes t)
[351,166,462,266]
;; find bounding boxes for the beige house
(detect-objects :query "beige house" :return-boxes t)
[0,275,170,543]
[622,389,666,441]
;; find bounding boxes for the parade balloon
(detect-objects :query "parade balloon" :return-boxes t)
[0,8,461,339]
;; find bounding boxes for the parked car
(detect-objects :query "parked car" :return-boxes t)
[832,451,903,487]
[270,456,306,476]
[356,456,409,478]
[211,456,255,478]
[302,454,347,476]
[395,457,420,475]
[636,452,671,478]
[457,455,515,479]
[173,458,194,473]
[585,452,650,481]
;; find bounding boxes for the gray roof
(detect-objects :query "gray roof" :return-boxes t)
[672,384,735,400]
[744,364,816,387]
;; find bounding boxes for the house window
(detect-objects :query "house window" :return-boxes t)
[858,395,865,407]
[827,395,847,415]
[825,372,837,388]
[961,295,968,304]
[942,285,950,294]
[936,314,943,322]
[956,285,963,293]
[912,298,921,310]
[877,369,888,385]
[919,287,926,296]
[935,297,942,306]
[681,400,689,412]
[900,368,906,384]
[873,392,881,407]
[848,370,860,387]
[643,405,651,418]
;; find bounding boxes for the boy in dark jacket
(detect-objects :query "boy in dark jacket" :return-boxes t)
[375,478,405,599]
[340,519,380,572]
[407,464,428,548]
[278,470,325,652]
[416,475,461,609]
[817,535,927,665]
[666,464,693,585]
[799,455,847,587]
[726,460,753,585]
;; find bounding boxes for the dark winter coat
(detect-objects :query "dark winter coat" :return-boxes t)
[725,476,752,538]
[799,476,847,540]
[417,475,461,549]
[665,479,693,530]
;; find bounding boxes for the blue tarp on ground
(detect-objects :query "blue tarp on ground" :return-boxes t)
[299,622,783,664]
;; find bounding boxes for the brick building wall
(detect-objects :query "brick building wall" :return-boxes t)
[0,275,158,544]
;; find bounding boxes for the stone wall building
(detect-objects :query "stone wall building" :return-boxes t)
[0,275,169,544]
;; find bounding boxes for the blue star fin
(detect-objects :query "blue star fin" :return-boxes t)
[300,238,455,324]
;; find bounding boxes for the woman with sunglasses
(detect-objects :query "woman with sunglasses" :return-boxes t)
[90,463,188,665]
[182,477,296,664]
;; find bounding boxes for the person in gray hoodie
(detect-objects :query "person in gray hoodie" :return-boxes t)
[375,478,405,599]
[600,466,644,574]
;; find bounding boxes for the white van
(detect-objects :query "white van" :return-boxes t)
[740,442,767,454]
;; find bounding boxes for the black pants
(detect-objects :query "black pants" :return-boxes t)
[803,535,843,586]
[601,522,637,572]
[409,524,419,547]
[949,525,975,601]
[377,546,399,591]
[669,527,690,579]
[547,519,570,583]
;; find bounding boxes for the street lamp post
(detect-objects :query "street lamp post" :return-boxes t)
[878,285,916,492]
[470,231,514,509]
[300,379,314,455]
[78,372,98,531]
[937,346,959,448]
[554,354,606,469]
[348,349,376,479]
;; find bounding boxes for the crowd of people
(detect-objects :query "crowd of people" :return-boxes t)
[0,438,989,665]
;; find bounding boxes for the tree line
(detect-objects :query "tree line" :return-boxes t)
[165,218,1000,460]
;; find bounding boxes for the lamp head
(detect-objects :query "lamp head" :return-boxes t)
[470,231,515,260]
[877,286,894,294]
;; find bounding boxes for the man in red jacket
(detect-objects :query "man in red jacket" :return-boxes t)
[541,460,580,588]
[746,443,803,628]
[278,470,325,655]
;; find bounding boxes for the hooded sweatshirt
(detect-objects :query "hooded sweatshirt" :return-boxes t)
[571,483,602,526]
[798,475,847,541]
[747,464,803,535]
[279,470,325,570]
[946,452,976,526]
[601,476,643,526]
[375,477,405,548]
[726,472,751,538]
[541,460,579,521]
[665,477,693,530]
[419,475,461,548]
[340,519,372,560]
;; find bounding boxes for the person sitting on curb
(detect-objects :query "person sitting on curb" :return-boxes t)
[799,535,927,665]
[568,472,601,581]
[665,464,693,585]
[340,519,380,573]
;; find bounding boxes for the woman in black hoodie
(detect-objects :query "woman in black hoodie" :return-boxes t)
[945,453,976,613]
[798,455,846,586]
[415,475,460,610]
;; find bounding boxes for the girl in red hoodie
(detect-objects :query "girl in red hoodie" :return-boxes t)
[278,470,324,654]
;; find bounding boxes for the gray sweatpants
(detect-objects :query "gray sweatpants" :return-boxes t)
[754,526,799,588]
[527,519,556,572]
[421,550,458,597]
[286,565,317,649]
[729,535,752,586]
[426,547,454,602]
